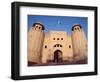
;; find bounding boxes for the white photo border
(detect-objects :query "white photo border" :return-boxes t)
[19,6,95,76]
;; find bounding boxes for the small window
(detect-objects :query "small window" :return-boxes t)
[34,25,38,30]
[54,45,56,47]
[53,38,55,40]
[57,38,59,40]
[69,45,71,48]
[75,27,77,30]
[61,38,63,40]
[77,27,80,31]
[60,45,62,47]
[39,27,41,29]
[45,45,47,48]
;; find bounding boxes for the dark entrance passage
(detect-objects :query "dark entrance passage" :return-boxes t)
[54,50,62,63]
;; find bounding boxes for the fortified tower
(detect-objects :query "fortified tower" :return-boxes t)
[28,22,45,64]
[71,24,87,62]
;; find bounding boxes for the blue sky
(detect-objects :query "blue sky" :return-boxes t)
[28,15,88,37]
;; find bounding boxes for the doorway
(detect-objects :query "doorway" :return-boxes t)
[54,50,62,63]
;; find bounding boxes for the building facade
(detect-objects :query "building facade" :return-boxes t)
[28,22,87,65]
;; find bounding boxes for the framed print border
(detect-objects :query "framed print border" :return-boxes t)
[11,2,98,80]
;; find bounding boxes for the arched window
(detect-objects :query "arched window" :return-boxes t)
[57,38,59,40]
[54,44,63,47]
[45,45,47,48]
[75,27,77,30]
[39,27,41,29]
[53,38,55,40]
[61,38,63,40]
[54,45,56,47]
[59,44,62,47]
[34,25,38,30]
[35,25,38,28]
[77,26,81,31]
[69,45,71,48]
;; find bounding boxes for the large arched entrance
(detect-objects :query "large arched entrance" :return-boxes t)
[54,50,62,63]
